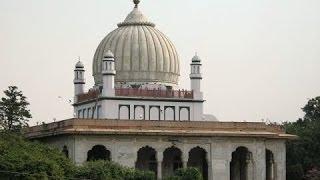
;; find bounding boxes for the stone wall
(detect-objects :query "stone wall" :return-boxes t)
[48,135,286,180]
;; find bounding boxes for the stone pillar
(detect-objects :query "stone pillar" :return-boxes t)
[252,144,266,180]
[206,152,213,180]
[246,152,254,180]
[274,142,286,180]
[157,161,162,180]
[157,149,164,180]
[73,138,88,165]
[211,142,232,180]
[182,148,189,168]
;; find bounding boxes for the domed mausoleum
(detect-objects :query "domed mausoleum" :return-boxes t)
[25,1,295,180]
[93,0,179,88]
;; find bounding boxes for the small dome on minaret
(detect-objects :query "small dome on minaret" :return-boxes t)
[104,50,114,59]
[75,61,84,68]
[192,54,201,63]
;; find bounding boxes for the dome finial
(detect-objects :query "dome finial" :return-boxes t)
[133,0,140,8]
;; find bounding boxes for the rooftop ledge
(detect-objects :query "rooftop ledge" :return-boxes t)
[24,119,297,140]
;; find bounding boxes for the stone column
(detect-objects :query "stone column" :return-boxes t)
[252,144,266,180]
[182,148,189,168]
[206,152,212,180]
[274,143,286,180]
[211,142,232,180]
[246,152,254,180]
[74,138,88,165]
[157,149,164,180]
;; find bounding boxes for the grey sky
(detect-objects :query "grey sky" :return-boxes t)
[1,0,319,125]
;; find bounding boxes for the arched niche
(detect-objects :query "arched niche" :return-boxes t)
[87,145,111,161]
[134,105,145,120]
[149,106,160,120]
[119,105,130,120]
[179,107,190,121]
[164,106,175,121]
[62,145,69,158]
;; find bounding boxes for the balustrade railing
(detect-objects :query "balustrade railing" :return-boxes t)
[115,88,193,99]
[76,88,193,103]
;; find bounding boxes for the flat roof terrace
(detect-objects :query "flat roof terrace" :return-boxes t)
[24,119,296,140]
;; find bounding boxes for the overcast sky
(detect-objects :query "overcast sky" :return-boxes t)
[1,0,320,125]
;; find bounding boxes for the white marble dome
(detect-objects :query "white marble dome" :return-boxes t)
[93,2,180,87]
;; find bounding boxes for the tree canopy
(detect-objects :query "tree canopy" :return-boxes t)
[0,86,31,132]
[0,132,75,180]
[285,96,320,180]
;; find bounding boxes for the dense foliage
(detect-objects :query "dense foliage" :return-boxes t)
[285,96,320,180]
[0,86,31,132]
[74,160,155,180]
[165,167,203,180]
[0,133,155,180]
[0,132,75,180]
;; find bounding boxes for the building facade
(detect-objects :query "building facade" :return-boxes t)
[25,1,295,180]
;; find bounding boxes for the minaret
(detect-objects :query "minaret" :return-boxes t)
[73,61,85,102]
[190,53,203,99]
[102,50,116,96]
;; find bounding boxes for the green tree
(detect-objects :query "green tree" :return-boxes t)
[0,132,75,180]
[0,86,31,132]
[285,96,320,180]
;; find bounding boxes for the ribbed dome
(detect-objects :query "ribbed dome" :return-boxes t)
[93,2,180,86]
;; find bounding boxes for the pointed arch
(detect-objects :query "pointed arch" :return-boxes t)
[136,146,157,175]
[162,146,182,177]
[87,145,111,161]
[188,146,208,180]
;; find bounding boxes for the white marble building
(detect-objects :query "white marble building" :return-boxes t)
[25,1,295,180]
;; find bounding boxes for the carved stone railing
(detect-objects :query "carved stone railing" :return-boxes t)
[115,88,193,99]
[76,89,100,103]
[76,88,194,103]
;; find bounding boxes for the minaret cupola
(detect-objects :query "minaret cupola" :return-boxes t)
[102,50,116,96]
[73,61,85,101]
[190,53,203,99]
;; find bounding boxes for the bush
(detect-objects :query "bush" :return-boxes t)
[0,132,75,180]
[0,132,155,180]
[165,167,203,180]
[286,164,304,180]
[74,160,155,180]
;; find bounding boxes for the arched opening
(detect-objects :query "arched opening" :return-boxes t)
[230,147,252,180]
[87,145,111,161]
[179,107,190,121]
[164,107,175,121]
[162,146,182,178]
[135,146,157,176]
[119,105,130,120]
[188,147,208,180]
[134,106,145,120]
[266,149,275,180]
[62,145,69,158]
[149,106,160,120]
